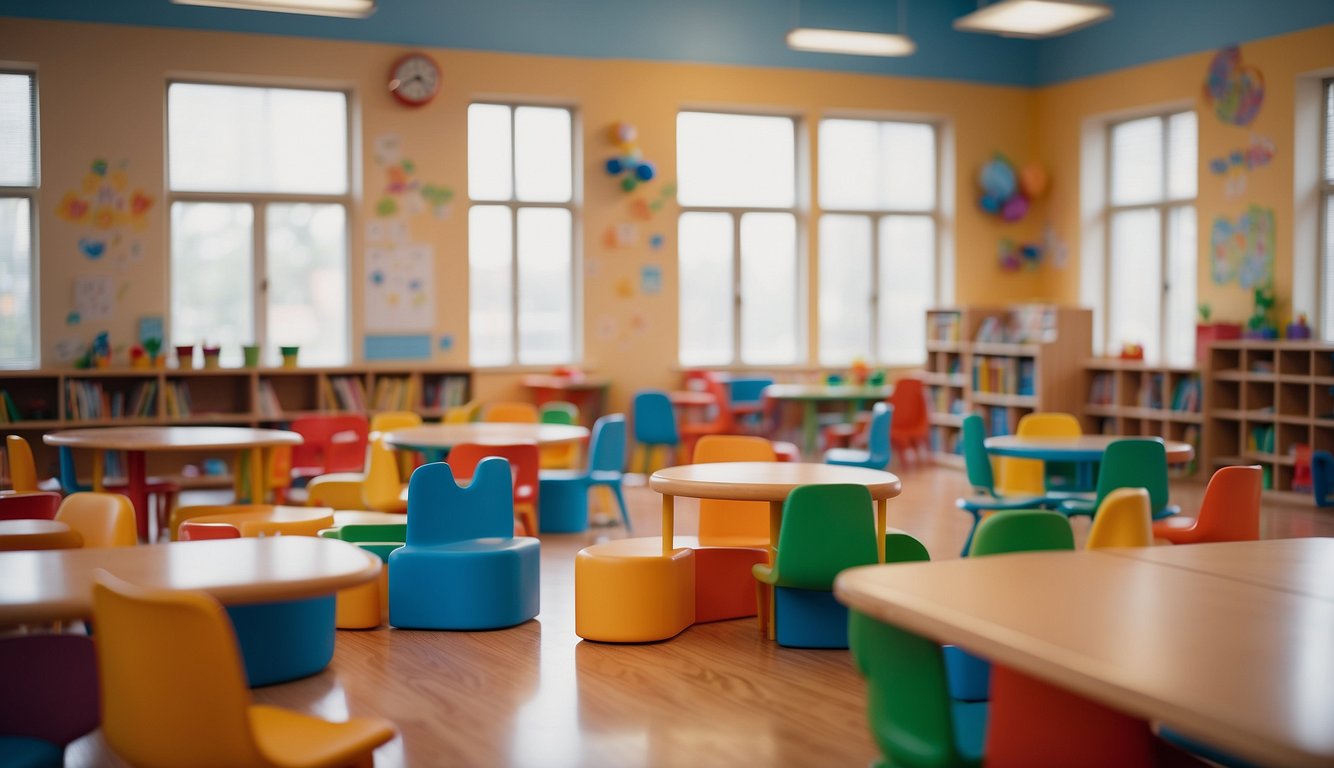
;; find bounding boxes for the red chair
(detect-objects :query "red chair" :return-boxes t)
[888,377,929,466]
[0,491,61,520]
[1153,465,1262,544]
[287,414,369,482]
[447,443,541,537]
[677,373,738,462]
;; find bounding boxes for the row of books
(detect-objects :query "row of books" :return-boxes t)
[323,376,369,412]
[972,356,1035,396]
[930,312,961,342]
[163,381,192,418]
[1086,374,1202,413]
[927,385,965,414]
[64,380,158,420]
[0,390,24,423]
[423,375,470,409]
[1247,425,1276,454]
[928,426,963,454]
[371,376,420,412]
[256,381,283,419]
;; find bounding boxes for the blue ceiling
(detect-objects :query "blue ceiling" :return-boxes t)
[1,0,1330,87]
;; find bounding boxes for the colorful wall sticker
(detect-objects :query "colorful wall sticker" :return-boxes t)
[640,264,662,295]
[1211,204,1274,288]
[1204,45,1265,126]
[1207,134,1275,198]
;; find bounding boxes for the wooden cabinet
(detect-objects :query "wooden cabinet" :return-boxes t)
[1081,359,1202,478]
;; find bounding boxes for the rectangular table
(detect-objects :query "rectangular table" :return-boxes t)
[835,541,1334,768]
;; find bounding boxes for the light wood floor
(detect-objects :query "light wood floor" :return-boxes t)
[66,464,1334,767]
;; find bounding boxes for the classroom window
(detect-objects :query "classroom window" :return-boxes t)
[1321,81,1334,340]
[468,103,577,367]
[677,111,799,366]
[167,82,350,366]
[0,72,37,369]
[818,119,937,366]
[1105,110,1196,366]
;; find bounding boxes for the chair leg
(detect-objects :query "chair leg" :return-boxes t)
[609,483,631,533]
[960,510,982,557]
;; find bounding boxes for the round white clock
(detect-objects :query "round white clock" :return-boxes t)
[388,53,440,107]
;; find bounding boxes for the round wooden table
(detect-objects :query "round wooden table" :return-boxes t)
[763,384,892,457]
[383,423,589,462]
[983,435,1195,464]
[0,519,82,552]
[44,426,303,541]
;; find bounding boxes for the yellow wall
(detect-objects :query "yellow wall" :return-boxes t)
[1,18,1041,412]
[1036,24,1334,334]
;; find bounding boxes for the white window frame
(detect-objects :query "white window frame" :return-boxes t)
[1321,80,1334,339]
[677,110,803,367]
[165,80,353,364]
[0,70,38,370]
[1103,110,1196,363]
[467,101,580,368]
[817,117,940,367]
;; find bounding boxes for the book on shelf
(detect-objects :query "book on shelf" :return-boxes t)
[1170,377,1201,413]
[330,376,368,412]
[163,381,192,418]
[1088,373,1113,406]
[257,380,283,418]
[930,312,961,343]
[1138,373,1165,410]
[1246,425,1275,454]
[972,356,1032,395]
[423,375,468,409]
[0,390,20,423]
[372,376,419,411]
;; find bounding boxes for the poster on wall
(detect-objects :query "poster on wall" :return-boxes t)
[364,244,435,331]
[1210,204,1274,288]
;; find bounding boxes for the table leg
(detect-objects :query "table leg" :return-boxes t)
[248,447,264,507]
[768,500,783,640]
[875,498,887,563]
[92,450,106,492]
[802,401,818,458]
[661,494,674,556]
[125,450,149,542]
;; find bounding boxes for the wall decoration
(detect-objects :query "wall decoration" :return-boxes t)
[56,158,155,294]
[1041,225,1069,270]
[438,334,454,352]
[649,233,665,250]
[72,275,114,322]
[977,154,1042,222]
[1207,134,1275,198]
[602,223,639,249]
[66,312,80,326]
[54,338,85,364]
[1203,45,1264,126]
[997,239,1042,272]
[594,316,619,341]
[1210,204,1274,288]
[603,122,657,193]
[614,277,634,298]
[640,265,662,295]
[364,334,432,361]
[372,135,455,220]
[364,245,435,331]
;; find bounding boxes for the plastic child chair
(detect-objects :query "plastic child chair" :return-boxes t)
[539,401,579,424]
[482,401,539,423]
[727,376,774,433]
[0,491,61,521]
[1313,450,1334,507]
[306,436,407,513]
[320,523,405,629]
[57,445,179,536]
[955,414,1054,557]
[694,434,776,547]
[287,414,369,481]
[678,373,738,462]
[5,434,39,492]
[969,509,1075,556]
[824,402,893,469]
[1085,487,1153,549]
[55,492,137,548]
[371,410,424,480]
[0,634,100,767]
[538,401,582,469]
[631,390,680,475]
[996,412,1082,497]
[389,458,540,629]
[538,414,629,533]
[447,443,540,536]
[90,572,395,768]
[752,484,878,648]
[887,377,930,466]
[1060,438,1179,520]
[444,401,481,423]
[1153,465,1262,544]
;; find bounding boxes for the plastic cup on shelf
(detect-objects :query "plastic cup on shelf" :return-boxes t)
[242,345,261,368]
[280,346,300,369]
[175,345,195,370]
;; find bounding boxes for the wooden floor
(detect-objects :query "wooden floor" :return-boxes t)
[65,463,1334,767]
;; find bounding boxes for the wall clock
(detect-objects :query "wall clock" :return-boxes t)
[388,53,440,107]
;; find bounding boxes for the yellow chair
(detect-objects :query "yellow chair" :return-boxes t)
[481,401,539,423]
[55,492,137,548]
[91,571,395,768]
[306,437,407,513]
[371,411,423,479]
[5,434,39,493]
[996,412,1082,497]
[1085,487,1153,549]
[575,538,696,642]
[444,401,481,423]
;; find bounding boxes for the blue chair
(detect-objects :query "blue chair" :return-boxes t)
[389,458,540,630]
[538,414,630,533]
[823,402,892,469]
[1312,449,1334,507]
[727,375,773,432]
[632,390,680,474]
[955,413,1054,557]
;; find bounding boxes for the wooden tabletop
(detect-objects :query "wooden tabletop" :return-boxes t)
[667,390,718,406]
[44,425,303,451]
[383,423,589,451]
[650,462,901,501]
[186,507,336,527]
[763,384,892,401]
[984,434,1195,463]
[520,374,611,390]
[0,519,82,551]
[834,543,1334,768]
[1100,538,1334,602]
[0,536,380,624]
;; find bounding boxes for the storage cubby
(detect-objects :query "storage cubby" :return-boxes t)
[1244,380,1275,414]
[1278,349,1311,378]
[172,372,251,421]
[1278,382,1311,418]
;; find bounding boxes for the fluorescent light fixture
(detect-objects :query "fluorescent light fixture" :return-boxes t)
[170,0,374,18]
[786,28,917,57]
[953,0,1112,38]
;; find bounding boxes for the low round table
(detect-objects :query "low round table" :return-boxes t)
[0,519,82,552]
[984,435,1195,491]
[383,423,589,462]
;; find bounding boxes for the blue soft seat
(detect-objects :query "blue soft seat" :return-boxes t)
[538,414,630,533]
[389,458,540,630]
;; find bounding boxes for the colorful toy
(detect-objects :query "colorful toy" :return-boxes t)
[1119,343,1144,361]
[603,122,657,193]
[1245,286,1277,339]
[977,154,1042,223]
[998,238,1042,272]
[1287,313,1312,340]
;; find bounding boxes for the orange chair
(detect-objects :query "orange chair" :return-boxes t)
[677,373,738,462]
[482,401,539,423]
[887,377,929,465]
[1153,465,1262,544]
[686,435,772,623]
[55,492,137,548]
[447,443,541,536]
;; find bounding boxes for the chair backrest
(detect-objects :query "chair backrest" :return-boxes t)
[329,523,407,545]
[1192,464,1263,542]
[55,492,137,547]
[632,390,679,445]
[1313,450,1334,506]
[289,414,369,475]
[997,411,1082,497]
[961,414,998,495]
[0,491,61,521]
[447,442,539,507]
[728,376,773,407]
[884,528,931,564]
[888,378,927,435]
[482,401,539,423]
[406,457,515,545]
[92,572,265,766]
[1094,438,1170,515]
[361,436,406,513]
[697,373,735,432]
[0,634,100,747]
[57,446,88,494]
[539,401,580,425]
[5,435,38,492]
[693,435,775,545]
[771,484,878,590]
[863,402,894,468]
[179,521,243,541]
[370,410,423,433]
[587,414,627,476]
[969,509,1075,556]
[1085,487,1153,549]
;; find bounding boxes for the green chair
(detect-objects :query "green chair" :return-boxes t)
[539,401,582,469]
[1059,438,1180,520]
[538,401,579,425]
[956,414,1053,557]
[752,484,878,648]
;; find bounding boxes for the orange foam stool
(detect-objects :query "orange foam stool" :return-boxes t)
[575,538,695,642]
[321,541,396,630]
[674,537,768,623]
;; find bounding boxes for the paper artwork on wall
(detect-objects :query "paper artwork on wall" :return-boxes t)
[1207,134,1275,198]
[73,275,114,322]
[1210,205,1274,288]
[649,233,664,250]
[57,159,155,325]
[364,245,435,331]
[1041,225,1069,270]
[1204,45,1264,126]
[372,133,455,221]
[602,223,639,249]
[54,339,85,364]
[640,265,662,295]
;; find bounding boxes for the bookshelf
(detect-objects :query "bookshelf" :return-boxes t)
[0,365,472,483]
[1203,340,1334,502]
[924,305,1093,466]
[1081,359,1203,478]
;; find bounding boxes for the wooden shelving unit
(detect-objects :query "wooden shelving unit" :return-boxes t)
[925,305,1092,467]
[1204,340,1334,501]
[1081,359,1203,478]
[0,365,472,484]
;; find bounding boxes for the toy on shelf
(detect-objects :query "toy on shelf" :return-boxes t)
[1119,343,1144,361]
[1287,313,1312,340]
[1244,286,1277,339]
[143,337,162,368]
[849,358,869,385]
